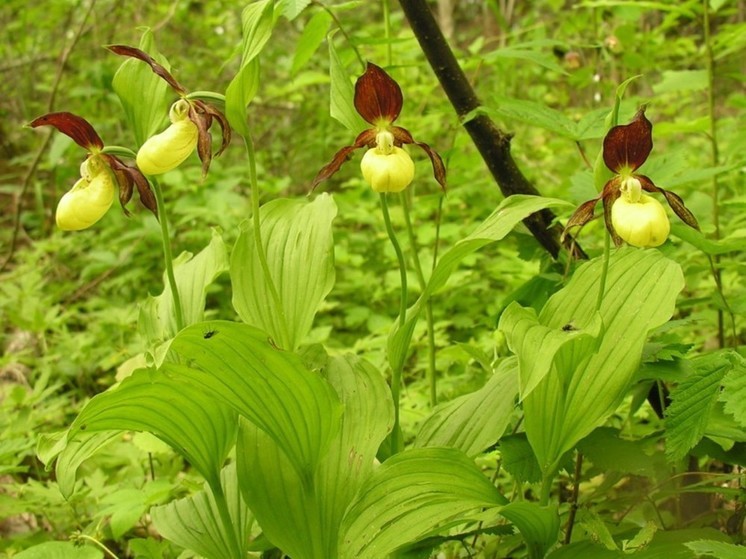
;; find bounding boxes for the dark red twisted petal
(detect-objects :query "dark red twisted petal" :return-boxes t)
[310,129,377,191]
[107,44,187,95]
[29,112,104,150]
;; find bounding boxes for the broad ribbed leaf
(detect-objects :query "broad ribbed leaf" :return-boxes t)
[291,9,332,75]
[139,229,229,344]
[339,447,507,559]
[112,30,171,146]
[329,36,368,133]
[70,367,236,490]
[225,0,274,137]
[547,528,728,559]
[499,502,560,559]
[12,542,102,559]
[500,433,542,484]
[388,195,572,375]
[500,304,603,399]
[686,540,746,558]
[151,463,251,559]
[231,194,337,351]
[520,248,684,472]
[416,357,519,456]
[236,353,393,559]
[666,353,732,461]
[169,321,342,478]
[279,0,312,19]
[54,431,120,499]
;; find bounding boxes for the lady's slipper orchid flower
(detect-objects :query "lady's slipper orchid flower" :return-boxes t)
[563,108,699,247]
[107,45,231,177]
[29,112,156,230]
[311,62,446,192]
[136,99,199,175]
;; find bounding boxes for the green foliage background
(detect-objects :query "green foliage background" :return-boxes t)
[0,0,744,557]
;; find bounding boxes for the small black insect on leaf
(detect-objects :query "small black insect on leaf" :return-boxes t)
[562,322,577,332]
[203,329,218,339]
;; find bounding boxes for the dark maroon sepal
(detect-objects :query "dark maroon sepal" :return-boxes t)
[107,45,187,95]
[354,62,403,125]
[602,108,653,173]
[29,112,104,150]
[310,129,376,191]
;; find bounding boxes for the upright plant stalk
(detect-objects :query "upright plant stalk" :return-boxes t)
[211,481,243,558]
[151,178,184,332]
[400,191,439,406]
[703,1,729,348]
[380,193,408,455]
[244,134,292,349]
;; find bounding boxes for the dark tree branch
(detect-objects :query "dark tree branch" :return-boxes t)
[398,0,585,260]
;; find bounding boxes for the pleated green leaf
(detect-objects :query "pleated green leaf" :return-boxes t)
[329,36,367,133]
[112,30,171,146]
[12,542,102,559]
[231,194,337,351]
[291,9,332,75]
[500,303,603,399]
[519,248,684,472]
[70,367,236,491]
[339,447,507,559]
[225,0,274,137]
[169,321,342,479]
[686,540,746,558]
[139,229,229,344]
[55,431,120,499]
[235,353,392,559]
[151,463,252,559]
[499,502,560,559]
[416,357,519,456]
[388,195,572,374]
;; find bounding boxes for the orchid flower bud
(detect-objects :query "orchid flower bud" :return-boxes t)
[611,192,670,247]
[56,156,116,231]
[360,131,415,193]
[136,99,198,175]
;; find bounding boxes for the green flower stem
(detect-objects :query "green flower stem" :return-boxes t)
[703,0,727,348]
[244,134,292,349]
[151,178,185,332]
[380,193,407,455]
[399,191,438,407]
[211,481,243,558]
[382,0,393,66]
[595,230,611,312]
[72,534,119,559]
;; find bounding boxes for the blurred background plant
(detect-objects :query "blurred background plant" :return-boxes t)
[1,0,744,557]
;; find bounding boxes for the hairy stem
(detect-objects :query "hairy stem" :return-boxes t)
[381,193,408,454]
[564,452,584,544]
[703,1,729,348]
[400,191,439,406]
[151,178,184,332]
